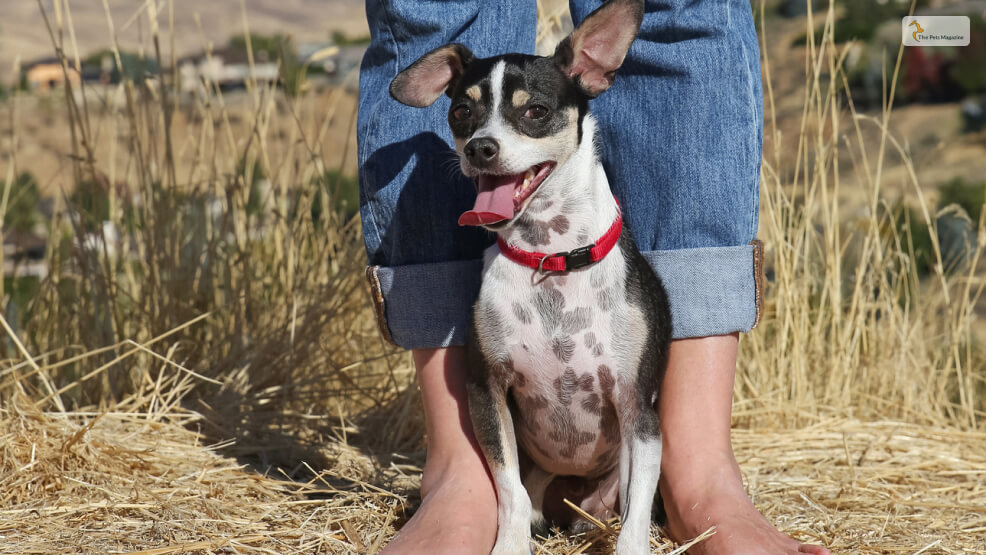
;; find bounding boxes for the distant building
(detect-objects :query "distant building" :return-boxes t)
[178,48,280,93]
[24,57,80,94]
[298,41,366,86]
[3,230,47,278]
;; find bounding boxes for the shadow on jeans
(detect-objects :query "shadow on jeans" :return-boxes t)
[360,131,493,268]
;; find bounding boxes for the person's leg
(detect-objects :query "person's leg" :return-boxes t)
[660,335,828,554]
[567,0,829,552]
[358,1,537,552]
[382,348,497,554]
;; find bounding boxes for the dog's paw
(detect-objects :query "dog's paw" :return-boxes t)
[569,517,598,536]
[530,512,551,539]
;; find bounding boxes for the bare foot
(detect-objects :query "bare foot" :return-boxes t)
[660,450,830,555]
[382,460,498,554]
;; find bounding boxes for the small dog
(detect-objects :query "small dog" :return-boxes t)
[390,1,671,553]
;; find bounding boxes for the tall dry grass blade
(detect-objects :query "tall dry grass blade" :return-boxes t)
[0,311,63,413]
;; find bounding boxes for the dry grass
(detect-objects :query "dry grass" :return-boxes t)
[0,398,402,554]
[0,1,984,553]
[3,403,985,553]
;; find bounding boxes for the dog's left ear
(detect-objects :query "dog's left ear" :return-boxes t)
[553,0,644,98]
[390,44,475,108]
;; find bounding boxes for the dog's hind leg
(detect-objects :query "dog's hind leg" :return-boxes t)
[521,462,555,537]
[466,333,533,555]
[614,394,662,555]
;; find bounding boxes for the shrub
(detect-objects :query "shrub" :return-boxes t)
[3,172,42,233]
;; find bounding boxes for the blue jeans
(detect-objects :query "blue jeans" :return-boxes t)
[359,0,764,349]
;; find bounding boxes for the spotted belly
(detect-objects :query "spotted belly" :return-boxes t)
[510,359,622,477]
[478,252,636,476]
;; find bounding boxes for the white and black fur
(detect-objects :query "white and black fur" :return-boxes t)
[390,1,671,553]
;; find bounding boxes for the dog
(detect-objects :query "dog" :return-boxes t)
[389,1,671,553]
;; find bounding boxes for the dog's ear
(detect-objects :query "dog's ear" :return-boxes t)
[390,44,474,108]
[553,0,643,98]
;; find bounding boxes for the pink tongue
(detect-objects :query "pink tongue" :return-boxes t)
[458,173,521,226]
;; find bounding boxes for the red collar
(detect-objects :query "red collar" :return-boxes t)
[496,209,623,273]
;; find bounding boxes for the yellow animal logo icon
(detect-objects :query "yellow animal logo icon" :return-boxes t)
[909,20,925,42]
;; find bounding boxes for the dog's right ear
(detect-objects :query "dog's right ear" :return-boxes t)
[390,44,475,108]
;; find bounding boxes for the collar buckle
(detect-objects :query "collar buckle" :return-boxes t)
[563,245,595,270]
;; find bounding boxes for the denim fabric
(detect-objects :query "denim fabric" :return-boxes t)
[358,0,537,267]
[359,0,764,349]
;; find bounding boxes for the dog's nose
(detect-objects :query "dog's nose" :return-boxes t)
[464,138,499,167]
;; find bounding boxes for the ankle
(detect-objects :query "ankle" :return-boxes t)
[419,444,493,500]
[660,442,747,515]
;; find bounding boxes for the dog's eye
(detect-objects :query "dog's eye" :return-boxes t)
[452,105,472,121]
[524,105,549,120]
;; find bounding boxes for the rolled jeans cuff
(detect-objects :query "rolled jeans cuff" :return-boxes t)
[366,240,765,350]
[641,240,764,339]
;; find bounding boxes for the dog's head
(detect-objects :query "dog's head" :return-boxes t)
[389,0,643,229]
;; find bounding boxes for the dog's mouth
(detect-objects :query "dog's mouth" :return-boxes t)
[458,162,556,227]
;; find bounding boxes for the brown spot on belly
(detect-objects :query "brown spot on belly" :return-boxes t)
[600,402,620,444]
[598,365,615,396]
[548,406,597,458]
[583,332,604,357]
[561,307,591,335]
[553,367,579,406]
[596,366,620,443]
[551,336,575,362]
[581,392,601,414]
[584,332,597,348]
[581,390,619,444]
[555,368,595,407]
[534,284,565,333]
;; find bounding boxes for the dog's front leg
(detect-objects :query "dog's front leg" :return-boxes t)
[615,392,662,555]
[466,336,532,555]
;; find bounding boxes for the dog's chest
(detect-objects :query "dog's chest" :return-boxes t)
[475,247,644,475]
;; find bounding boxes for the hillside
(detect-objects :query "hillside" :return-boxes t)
[0,0,368,78]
